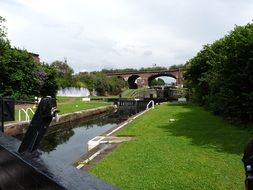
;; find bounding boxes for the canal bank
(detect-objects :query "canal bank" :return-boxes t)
[5,99,156,168]
[39,102,154,165]
[4,105,116,136]
[74,108,152,170]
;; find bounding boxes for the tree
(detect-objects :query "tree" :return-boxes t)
[39,63,59,97]
[185,22,253,122]
[0,16,7,38]
[0,47,42,99]
[74,72,127,96]
[150,78,165,86]
[51,60,74,88]
[139,66,167,72]
[169,64,185,70]
[0,16,58,99]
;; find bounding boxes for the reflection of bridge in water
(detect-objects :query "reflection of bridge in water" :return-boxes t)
[107,68,185,89]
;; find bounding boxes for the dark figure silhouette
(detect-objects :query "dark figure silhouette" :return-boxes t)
[18,97,58,153]
[242,139,253,190]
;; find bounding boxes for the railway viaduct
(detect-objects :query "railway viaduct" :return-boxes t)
[107,68,185,89]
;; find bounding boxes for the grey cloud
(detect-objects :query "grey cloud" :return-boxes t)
[121,46,136,55]
[143,50,152,56]
[1,0,252,72]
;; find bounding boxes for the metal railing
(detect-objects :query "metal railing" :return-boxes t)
[146,100,155,110]
[18,108,35,122]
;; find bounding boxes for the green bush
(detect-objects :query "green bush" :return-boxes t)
[0,16,58,99]
[185,22,253,122]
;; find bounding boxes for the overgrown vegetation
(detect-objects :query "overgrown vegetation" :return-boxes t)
[90,103,249,189]
[74,72,127,96]
[120,88,149,98]
[51,60,74,89]
[0,17,58,99]
[169,63,185,70]
[185,22,253,122]
[150,78,165,86]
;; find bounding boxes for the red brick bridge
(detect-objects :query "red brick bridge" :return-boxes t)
[107,68,185,89]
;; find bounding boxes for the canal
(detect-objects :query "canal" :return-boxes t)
[38,109,137,164]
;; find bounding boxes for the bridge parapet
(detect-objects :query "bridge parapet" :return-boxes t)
[107,68,185,89]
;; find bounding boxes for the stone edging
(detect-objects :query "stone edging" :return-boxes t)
[4,105,116,136]
[75,108,153,169]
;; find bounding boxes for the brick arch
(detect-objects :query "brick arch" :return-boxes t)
[148,74,176,87]
[116,76,125,80]
[128,75,140,89]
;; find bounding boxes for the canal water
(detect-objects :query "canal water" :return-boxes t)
[39,109,137,164]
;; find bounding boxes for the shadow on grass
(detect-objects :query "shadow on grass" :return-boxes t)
[158,103,253,155]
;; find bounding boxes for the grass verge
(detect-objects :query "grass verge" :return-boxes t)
[56,96,112,115]
[90,103,252,190]
[13,96,112,122]
[121,88,149,98]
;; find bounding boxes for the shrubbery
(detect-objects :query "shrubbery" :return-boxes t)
[74,72,127,96]
[0,17,58,99]
[185,22,253,122]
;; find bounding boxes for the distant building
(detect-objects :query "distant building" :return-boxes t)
[29,52,40,63]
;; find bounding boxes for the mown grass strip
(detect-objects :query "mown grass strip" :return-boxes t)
[57,96,111,115]
[90,103,251,190]
[14,96,111,122]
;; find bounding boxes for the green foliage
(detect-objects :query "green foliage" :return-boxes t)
[39,63,59,97]
[175,87,188,98]
[91,104,248,189]
[0,47,41,99]
[0,16,7,38]
[169,64,185,70]
[150,78,165,86]
[0,16,58,99]
[75,72,127,96]
[120,88,148,98]
[107,76,127,95]
[185,22,253,121]
[139,66,167,72]
[101,68,138,73]
[51,60,74,88]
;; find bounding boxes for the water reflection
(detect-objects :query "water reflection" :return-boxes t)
[40,130,74,152]
[39,109,138,163]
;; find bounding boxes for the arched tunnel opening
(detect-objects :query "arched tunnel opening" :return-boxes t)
[148,74,177,87]
[148,74,177,98]
[128,75,140,89]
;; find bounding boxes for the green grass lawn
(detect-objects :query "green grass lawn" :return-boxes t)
[89,95,118,99]
[56,96,112,115]
[90,103,252,190]
[13,96,112,122]
[121,88,149,98]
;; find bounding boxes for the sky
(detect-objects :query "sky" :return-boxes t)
[0,0,252,73]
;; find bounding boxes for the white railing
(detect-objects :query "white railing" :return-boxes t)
[146,100,155,110]
[19,108,35,122]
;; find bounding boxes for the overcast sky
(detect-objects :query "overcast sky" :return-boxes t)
[0,0,252,72]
